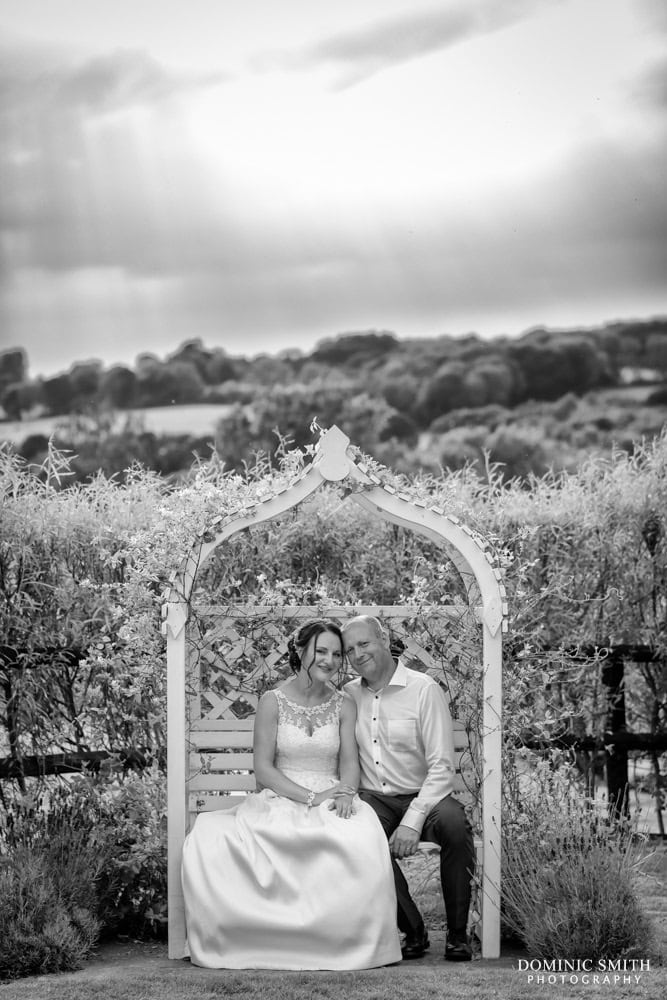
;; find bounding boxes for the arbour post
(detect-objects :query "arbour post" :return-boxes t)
[480,624,502,953]
[162,425,507,960]
[164,602,188,959]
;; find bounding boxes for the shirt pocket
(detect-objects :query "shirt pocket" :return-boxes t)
[387,719,418,752]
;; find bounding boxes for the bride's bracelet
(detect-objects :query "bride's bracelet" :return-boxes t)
[334,785,357,796]
[306,789,315,810]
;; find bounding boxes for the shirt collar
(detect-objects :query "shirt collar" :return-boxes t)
[360,658,409,691]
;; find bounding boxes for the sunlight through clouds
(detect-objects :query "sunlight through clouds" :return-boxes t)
[0,0,665,375]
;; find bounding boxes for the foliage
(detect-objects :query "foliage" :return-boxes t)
[0,855,100,980]
[0,447,174,769]
[309,330,398,367]
[91,766,168,937]
[0,786,103,980]
[44,412,215,482]
[502,754,655,959]
[507,333,614,402]
[135,360,205,407]
[3,320,667,481]
[213,381,409,471]
[0,769,167,950]
[0,348,26,388]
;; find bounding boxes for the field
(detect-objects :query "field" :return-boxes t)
[0,404,234,443]
[0,384,661,449]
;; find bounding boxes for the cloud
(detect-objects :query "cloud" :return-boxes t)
[1,3,664,369]
[631,56,667,113]
[637,0,667,34]
[52,49,227,115]
[0,40,230,278]
[3,91,666,299]
[0,42,227,119]
[252,0,562,88]
[146,127,667,334]
[5,117,667,378]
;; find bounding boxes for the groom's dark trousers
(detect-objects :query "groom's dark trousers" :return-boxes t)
[359,789,474,939]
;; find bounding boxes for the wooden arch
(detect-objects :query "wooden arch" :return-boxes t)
[162,425,507,960]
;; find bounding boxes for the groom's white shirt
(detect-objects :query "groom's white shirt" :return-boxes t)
[344,660,457,834]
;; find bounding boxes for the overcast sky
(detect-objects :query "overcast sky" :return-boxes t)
[1,0,666,378]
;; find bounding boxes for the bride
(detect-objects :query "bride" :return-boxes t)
[181,618,402,970]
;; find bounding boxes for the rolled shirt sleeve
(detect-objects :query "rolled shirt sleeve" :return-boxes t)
[401,681,458,834]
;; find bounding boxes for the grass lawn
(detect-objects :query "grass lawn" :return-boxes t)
[1,848,664,1000]
[0,957,665,1000]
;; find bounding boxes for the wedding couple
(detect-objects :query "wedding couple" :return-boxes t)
[181,615,475,970]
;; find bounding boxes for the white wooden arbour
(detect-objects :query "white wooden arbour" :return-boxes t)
[162,425,507,961]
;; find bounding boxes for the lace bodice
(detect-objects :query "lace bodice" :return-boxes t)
[273,688,343,792]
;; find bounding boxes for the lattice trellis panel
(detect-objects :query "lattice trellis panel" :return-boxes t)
[188,604,481,703]
[187,617,289,721]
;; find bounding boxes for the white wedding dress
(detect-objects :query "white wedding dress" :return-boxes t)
[181,688,402,970]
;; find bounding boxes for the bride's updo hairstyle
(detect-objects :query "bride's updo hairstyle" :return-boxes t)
[287,619,343,675]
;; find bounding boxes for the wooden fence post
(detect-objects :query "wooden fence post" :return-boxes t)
[602,648,629,820]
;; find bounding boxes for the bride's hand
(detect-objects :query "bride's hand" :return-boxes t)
[329,792,355,819]
[312,786,339,807]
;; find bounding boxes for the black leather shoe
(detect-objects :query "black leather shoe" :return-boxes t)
[401,930,430,960]
[444,937,472,962]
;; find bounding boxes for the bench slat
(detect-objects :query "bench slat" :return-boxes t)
[190,731,255,749]
[191,723,472,748]
[189,752,254,770]
[191,719,255,732]
[189,776,475,798]
[189,792,249,813]
[188,752,470,776]
[189,773,256,792]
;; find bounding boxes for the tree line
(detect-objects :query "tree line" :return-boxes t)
[1,317,666,481]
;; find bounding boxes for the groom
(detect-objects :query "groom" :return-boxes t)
[342,615,474,962]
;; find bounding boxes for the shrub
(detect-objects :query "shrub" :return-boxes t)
[429,404,510,434]
[0,853,100,980]
[647,384,667,406]
[0,767,168,966]
[92,766,168,938]
[430,425,487,472]
[502,755,655,959]
[0,796,103,980]
[485,424,558,480]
